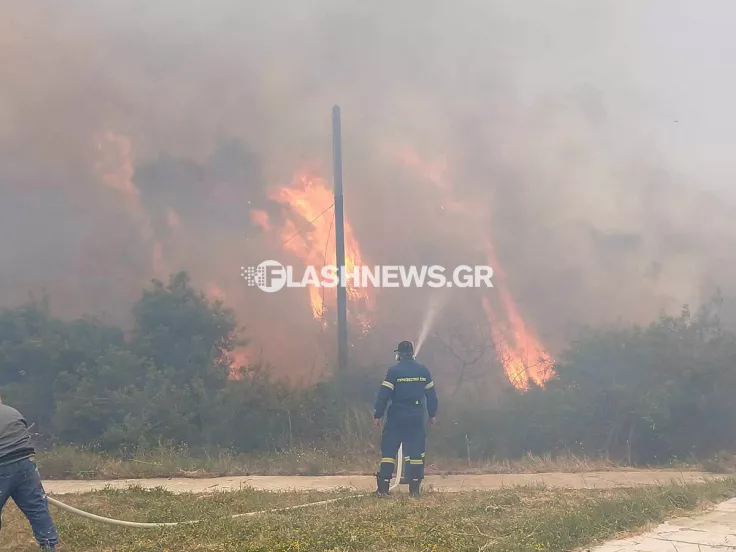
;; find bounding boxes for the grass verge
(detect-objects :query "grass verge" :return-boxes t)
[38,445,699,480]
[3,478,735,551]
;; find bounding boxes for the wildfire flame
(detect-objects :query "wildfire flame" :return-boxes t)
[482,242,554,391]
[264,168,373,329]
[391,146,554,390]
[97,133,251,379]
[226,348,251,380]
[95,131,169,279]
[249,209,271,232]
[205,284,225,300]
[483,297,554,390]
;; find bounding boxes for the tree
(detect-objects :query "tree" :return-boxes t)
[52,347,153,447]
[0,299,125,432]
[122,272,247,447]
[131,271,243,388]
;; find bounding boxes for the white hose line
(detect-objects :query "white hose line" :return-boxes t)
[46,497,187,528]
[45,445,404,529]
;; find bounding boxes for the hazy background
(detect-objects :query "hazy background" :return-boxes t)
[2,0,736,379]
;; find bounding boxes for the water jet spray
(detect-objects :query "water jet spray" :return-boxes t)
[415,294,448,357]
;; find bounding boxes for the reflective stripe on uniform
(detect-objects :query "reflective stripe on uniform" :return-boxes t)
[425,381,435,390]
[409,459,424,465]
[381,381,395,390]
[381,457,396,464]
[421,452,426,458]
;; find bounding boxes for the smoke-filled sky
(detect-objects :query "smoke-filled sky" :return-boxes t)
[3,0,736,379]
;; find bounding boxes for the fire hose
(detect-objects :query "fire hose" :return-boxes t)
[44,445,404,528]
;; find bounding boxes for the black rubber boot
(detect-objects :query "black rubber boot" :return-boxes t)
[375,473,390,497]
[409,479,421,498]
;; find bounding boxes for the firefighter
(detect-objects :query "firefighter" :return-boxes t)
[374,340,438,497]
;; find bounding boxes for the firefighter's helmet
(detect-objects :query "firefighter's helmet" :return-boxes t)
[394,340,414,360]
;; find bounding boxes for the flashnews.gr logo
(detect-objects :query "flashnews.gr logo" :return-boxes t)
[241,261,494,292]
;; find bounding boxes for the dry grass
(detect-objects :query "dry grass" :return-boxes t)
[35,445,696,480]
[699,450,736,473]
[2,479,735,551]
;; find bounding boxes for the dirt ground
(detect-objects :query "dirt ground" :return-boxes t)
[43,470,725,495]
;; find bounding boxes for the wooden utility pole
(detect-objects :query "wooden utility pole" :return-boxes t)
[332,105,348,373]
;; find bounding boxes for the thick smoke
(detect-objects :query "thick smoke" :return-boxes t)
[3,1,736,379]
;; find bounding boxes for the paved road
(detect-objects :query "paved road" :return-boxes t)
[43,470,723,495]
[590,497,736,551]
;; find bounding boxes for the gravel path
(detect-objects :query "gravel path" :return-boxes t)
[43,470,724,495]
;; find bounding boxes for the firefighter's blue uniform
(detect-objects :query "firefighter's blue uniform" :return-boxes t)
[374,355,438,490]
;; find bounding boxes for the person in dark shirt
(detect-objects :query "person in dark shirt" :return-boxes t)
[0,393,58,551]
[374,340,438,497]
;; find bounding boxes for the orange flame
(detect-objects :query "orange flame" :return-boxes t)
[250,209,271,232]
[96,131,138,200]
[264,168,373,328]
[392,146,554,390]
[226,348,251,380]
[392,145,448,188]
[482,295,554,390]
[205,284,225,301]
[483,243,554,390]
[95,131,169,280]
[204,286,253,380]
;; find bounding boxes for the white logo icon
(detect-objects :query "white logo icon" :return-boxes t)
[241,260,287,293]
